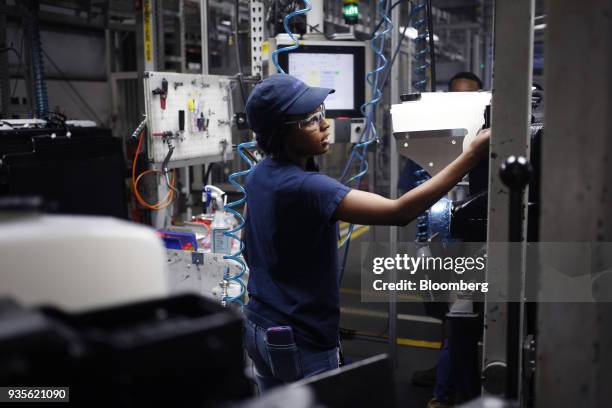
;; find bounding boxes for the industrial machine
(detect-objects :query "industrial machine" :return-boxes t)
[1,1,610,407]
[0,120,128,219]
[0,294,251,405]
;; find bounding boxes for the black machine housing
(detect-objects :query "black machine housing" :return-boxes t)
[0,124,128,218]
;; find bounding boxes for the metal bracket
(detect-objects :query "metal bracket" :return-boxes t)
[191,252,204,265]
[522,334,536,380]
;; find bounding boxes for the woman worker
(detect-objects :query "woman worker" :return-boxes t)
[242,74,490,391]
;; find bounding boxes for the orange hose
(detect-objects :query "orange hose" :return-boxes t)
[132,130,176,210]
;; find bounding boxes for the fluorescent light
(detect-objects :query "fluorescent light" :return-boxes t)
[534,23,546,30]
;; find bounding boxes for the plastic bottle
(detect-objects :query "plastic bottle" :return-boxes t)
[211,207,231,254]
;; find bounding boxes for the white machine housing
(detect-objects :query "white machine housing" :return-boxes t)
[0,215,169,311]
[391,92,492,175]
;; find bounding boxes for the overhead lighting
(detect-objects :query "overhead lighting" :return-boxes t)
[221,19,231,26]
[534,23,546,30]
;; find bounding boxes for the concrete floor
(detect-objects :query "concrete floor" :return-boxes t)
[338,224,443,408]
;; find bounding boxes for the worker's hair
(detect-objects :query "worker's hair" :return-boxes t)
[448,71,483,90]
[255,124,319,171]
[255,124,289,157]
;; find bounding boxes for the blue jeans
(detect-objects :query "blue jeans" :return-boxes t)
[243,318,339,393]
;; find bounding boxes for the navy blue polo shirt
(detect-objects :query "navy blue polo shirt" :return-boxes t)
[244,157,351,350]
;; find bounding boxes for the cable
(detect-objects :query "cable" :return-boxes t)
[131,116,148,140]
[338,3,411,190]
[379,18,411,94]
[203,162,222,185]
[0,46,23,101]
[339,0,392,201]
[12,34,25,99]
[337,0,393,282]
[222,141,258,306]
[414,169,430,241]
[270,0,312,73]
[412,0,429,92]
[340,0,392,185]
[22,1,48,118]
[370,0,409,39]
[40,48,103,124]
[426,0,436,91]
[131,129,176,210]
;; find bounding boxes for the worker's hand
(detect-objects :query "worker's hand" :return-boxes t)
[467,128,491,162]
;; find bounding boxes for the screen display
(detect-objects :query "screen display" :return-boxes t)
[288,53,355,111]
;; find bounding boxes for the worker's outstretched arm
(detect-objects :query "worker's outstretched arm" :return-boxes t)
[334,128,491,226]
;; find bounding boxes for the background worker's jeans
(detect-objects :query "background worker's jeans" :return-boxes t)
[434,316,482,404]
[243,318,339,393]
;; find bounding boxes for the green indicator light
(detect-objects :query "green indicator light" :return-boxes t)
[343,4,359,17]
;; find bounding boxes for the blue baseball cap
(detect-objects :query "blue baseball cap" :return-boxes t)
[245,74,334,134]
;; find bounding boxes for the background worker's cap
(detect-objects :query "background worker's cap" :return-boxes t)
[245,74,334,134]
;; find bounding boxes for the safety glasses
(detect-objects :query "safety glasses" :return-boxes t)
[285,104,326,129]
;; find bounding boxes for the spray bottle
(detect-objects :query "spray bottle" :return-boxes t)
[204,185,231,254]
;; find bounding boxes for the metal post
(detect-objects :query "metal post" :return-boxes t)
[0,0,10,118]
[482,0,494,90]
[179,0,186,73]
[105,29,115,130]
[154,0,165,70]
[464,28,471,72]
[481,0,534,398]
[471,33,480,76]
[537,1,612,406]
[201,0,209,74]
[499,156,532,400]
[388,0,400,368]
[306,0,324,35]
[139,0,157,73]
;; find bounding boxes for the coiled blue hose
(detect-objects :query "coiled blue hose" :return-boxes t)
[222,141,257,306]
[411,0,429,92]
[271,0,312,74]
[414,168,430,241]
[24,1,48,118]
[338,0,393,249]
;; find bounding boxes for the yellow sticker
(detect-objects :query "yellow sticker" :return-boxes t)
[262,41,269,55]
[144,0,152,62]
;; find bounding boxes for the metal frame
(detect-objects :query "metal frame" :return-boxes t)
[481,0,534,399]
[249,0,265,78]
[0,0,10,118]
[200,0,209,74]
[387,0,401,367]
[536,0,612,406]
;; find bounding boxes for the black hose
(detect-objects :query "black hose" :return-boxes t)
[203,162,222,185]
[370,0,408,39]
[426,0,436,91]
[379,19,411,92]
